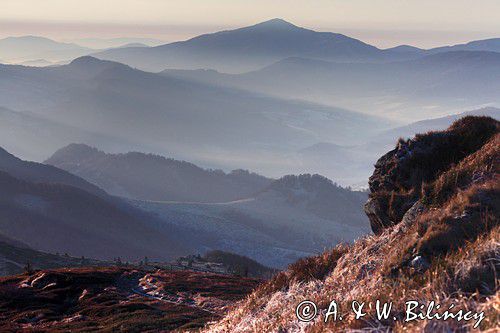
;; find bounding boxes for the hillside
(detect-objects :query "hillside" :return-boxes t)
[46,144,272,203]
[0,147,188,262]
[0,267,260,331]
[133,174,369,268]
[205,116,499,332]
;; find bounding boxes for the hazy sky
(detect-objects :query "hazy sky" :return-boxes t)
[1,0,499,48]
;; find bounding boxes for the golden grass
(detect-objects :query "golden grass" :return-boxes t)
[204,118,499,333]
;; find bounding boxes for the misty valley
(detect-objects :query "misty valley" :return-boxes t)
[0,15,499,333]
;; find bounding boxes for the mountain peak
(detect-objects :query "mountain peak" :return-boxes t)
[46,143,104,164]
[248,18,300,30]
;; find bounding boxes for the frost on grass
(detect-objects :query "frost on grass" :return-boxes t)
[205,117,499,333]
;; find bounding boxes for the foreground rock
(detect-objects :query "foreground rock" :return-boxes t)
[365,116,498,234]
[205,116,499,332]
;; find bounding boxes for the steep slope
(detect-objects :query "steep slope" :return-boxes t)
[45,144,273,203]
[206,116,499,332]
[0,147,188,262]
[134,174,369,268]
[163,51,500,120]
[94,19,383,73]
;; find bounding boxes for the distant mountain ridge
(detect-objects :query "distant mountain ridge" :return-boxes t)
[93,19,500,73]
[162,50,500,120]
[0,56,386,175]
[3,23,499,73]
[46,143,273,203]
[0,105,137,162]
[291,107,500,187]
[0,146,369,269]
[0,36,94,63]
[428,37,500,53]
[93,18,385,73]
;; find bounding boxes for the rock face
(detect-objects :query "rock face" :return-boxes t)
[365,116,499,234]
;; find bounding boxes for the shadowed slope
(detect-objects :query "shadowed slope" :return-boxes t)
[0,147,188,262]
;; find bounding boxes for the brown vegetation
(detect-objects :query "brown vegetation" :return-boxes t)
[365,116,498,234]
[205,116,499,332]
[0,267,260,332]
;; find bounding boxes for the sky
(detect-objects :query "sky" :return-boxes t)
[1,0,499,48]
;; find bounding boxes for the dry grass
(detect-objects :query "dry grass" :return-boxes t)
[204,117,499,333]
[0,267,260,332]
[205,226,499,333]
[367,116,499,232]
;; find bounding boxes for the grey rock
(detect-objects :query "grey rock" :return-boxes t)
[410,256,430,272]
[400,201,425,230]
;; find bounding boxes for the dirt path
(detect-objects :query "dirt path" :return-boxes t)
[129,273,219,315]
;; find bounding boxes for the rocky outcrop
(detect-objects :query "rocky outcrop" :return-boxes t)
[205,116,499,333]
[365,116,499,234]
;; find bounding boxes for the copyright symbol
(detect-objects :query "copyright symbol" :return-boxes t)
[296,300,317,322]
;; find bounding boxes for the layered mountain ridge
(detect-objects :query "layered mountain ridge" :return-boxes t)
[94,18,383,73]
[0,147,188,262]
[46,143,273,203]
[45,144,369,268]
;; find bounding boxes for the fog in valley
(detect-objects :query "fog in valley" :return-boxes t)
[0,18,499,268]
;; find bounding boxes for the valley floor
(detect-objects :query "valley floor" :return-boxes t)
[0,267,260,332]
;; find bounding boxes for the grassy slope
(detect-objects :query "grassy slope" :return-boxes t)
[205,117,499,332]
